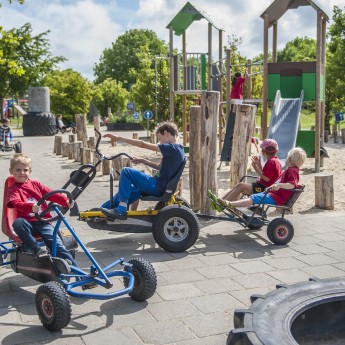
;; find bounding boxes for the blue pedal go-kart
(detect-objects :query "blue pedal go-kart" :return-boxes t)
[0,178,157,331]
[0,125,22,153]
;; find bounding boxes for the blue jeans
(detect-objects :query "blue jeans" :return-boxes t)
[12,218,77,266]
[102,167,161,208]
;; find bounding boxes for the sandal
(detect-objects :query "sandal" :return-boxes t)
[207,190,222,212]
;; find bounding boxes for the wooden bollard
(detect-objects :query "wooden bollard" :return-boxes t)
[69,134,76,143]
[73,142,82,162]
[341,128,345,144]
[102,160,111,175]
[62,142,70,157]
[334,131,339,143]
[133,133,138,140]
[112,157,124,181]
[315,174,334,210]
[68,143,74,159]
[54,135,63,155]
[81,148,92,164]
[88,137,95,149]
[150,132,155,143]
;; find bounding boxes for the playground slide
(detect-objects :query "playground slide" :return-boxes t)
[13,104,27,115]
[267,90,304,167]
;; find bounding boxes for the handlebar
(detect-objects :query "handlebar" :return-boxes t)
[94,128,133,161]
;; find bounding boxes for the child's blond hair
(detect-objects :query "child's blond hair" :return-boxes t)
[10,153,32,171]
[287,147,306,168]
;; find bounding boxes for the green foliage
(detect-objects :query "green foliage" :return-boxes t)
[92,78,129,117]
[43,69,92,121]
[277,37,316,62]
[94,29,169,90]
[0,23,65,101]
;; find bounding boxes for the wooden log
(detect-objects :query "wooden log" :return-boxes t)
[93,150,102,173]
[102,159,111,175]
[341,128,345,144]
[75,114,88,147]
[150,132,155,143]
[230,104,257,188]
[87,136,95,149]
[93,115,100,132]
[200,91,219,214]
[81,148,92,164]
[54,135,63,155]
[62,142,70,157]
[133,133,138,140]
[69,134,76,143]
[68,143,74,159]
[189,105,202,211]
[73,141,82,162]
[315,174,334,210]
[112,157,124,181]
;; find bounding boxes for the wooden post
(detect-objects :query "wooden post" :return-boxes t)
[150,132,155,143]
[324,130,329,143]
[62,142,70,157]
[112,157,124,181]
[75,114,88,148]
[93,115,100,132]
[200,91,219,214]
[54,135,62,155]
[102,160,111,175]
[230,105,257,188]
[334,131,339,144]
[67,143,74,159]
[81,148,92,164]
[69,134,76,143]
[87,137,95,149]
[189,105,202,211]
[341,128,345,144]
[132,133,138,140]
[315,174,334,210]
[73,142,82,162]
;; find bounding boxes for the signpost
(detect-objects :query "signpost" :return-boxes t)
[143,110,153,137]
[133,111,139,123]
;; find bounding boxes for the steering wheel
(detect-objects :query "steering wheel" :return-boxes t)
[35,189,73,223]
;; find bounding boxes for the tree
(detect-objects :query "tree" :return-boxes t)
[92,78,129,118]
[277,37,316,62]
[326,6,345,127]
[94,29,169,89]
[0,23,65,118]
[43,69,92,121]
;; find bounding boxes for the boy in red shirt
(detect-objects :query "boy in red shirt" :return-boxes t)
[7,153,77,264]
[218,147,306,208]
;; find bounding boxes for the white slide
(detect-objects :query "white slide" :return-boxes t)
[267,90,304,167]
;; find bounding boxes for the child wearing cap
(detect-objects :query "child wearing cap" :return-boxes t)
[218,147,307,209]
[217,139,282,204]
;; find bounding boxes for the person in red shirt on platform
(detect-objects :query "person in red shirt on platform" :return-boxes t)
[217,147,306,209]
[7,153,77,265]
[230,68,249,108]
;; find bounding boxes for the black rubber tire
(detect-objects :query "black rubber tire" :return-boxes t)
[227,277,345,345]
[23,113,56,136]
[246,221,264,230]
[267,218,294,245]
[154,196,191,210]
[35,281,71,331]
[123,258,157,302]
[152,205,200,252]
[14,141,22,153]
[72,128,77,134]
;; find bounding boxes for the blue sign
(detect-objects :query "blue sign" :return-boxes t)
[143,110,153,120]
[335,112,344,123]
[127,102,135,110]
[133,111,139,120]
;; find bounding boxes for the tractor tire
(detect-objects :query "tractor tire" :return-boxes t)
[227,277,345,345]
[123,257,157,302]
[267,218,294,245]
[23,112,56,136]
[152,205,200,252]
[35,281,71,331]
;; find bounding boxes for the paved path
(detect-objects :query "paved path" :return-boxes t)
[0,128,345,344]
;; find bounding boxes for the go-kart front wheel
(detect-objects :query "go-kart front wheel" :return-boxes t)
[152,205,200,252]
[35,281,71,331]
[124,258,157,302]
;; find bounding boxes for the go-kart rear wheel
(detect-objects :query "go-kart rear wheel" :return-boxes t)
[123,258,157,302]
[267,218,294,245]
[152,205,200,252]
[35,281,71,331]
[14,141,22,153]
[154,196,191,210]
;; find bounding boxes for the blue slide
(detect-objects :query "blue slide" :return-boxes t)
[267,90,304,167]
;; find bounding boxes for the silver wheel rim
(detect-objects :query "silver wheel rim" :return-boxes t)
[163,217,189,242]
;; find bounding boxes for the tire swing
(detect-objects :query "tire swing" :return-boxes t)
[227,277,345,345]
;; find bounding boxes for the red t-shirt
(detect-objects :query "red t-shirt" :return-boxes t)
[269,166,300,205]
[230,77,246,99]
[258,156,282,187]
[7,179,68,222]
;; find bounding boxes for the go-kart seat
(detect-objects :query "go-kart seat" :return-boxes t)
[1,176,41,242]
[141,158,186,202]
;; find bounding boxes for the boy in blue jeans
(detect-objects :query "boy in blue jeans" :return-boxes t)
[101,121,185,220]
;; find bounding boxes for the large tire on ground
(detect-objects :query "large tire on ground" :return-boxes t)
[267,218,294,245]
[23,112,56,136]
[123,257,157,302]
[152,205,200,252]
[35,281,71,331]
[227,277,345,345]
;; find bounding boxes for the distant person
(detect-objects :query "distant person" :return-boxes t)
[56,114,76,133]
[1,118,13,146]
[230,68,249,110]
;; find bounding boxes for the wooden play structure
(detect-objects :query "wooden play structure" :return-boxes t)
[261,0,328,172]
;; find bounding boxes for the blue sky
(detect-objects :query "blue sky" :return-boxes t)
[1,0,343,81]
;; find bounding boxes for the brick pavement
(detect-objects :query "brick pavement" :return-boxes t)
[0,128,345,344]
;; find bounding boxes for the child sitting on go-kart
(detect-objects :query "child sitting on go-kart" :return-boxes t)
[216,147,307,209]
[6,153,77,265]
[1,118,13,146]
[101,121,185,220]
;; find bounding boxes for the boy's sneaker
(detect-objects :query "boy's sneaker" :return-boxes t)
[101,207,127,220]
[32,246,48,259]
